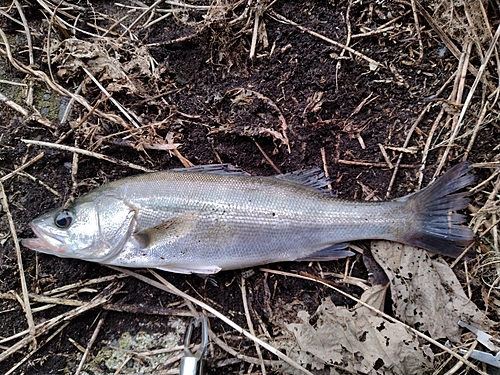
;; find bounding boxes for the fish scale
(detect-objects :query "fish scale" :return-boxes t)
[22,162,476,274]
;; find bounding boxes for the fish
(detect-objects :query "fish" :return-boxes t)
[22,162,476,274]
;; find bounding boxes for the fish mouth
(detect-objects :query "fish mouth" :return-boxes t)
[21,223,67,254]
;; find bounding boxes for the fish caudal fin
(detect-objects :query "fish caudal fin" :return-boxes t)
[401,161,476,257]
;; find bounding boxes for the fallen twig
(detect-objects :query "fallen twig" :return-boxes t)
[337,159,416,168]
[253,139,281,174]
[434,24,500,177]
[240,276,266,375]
[386,101,432,198]
[0,182,36,345]
[74,312,107,375]
[0,92,56,129]
[0,153,45,182]
[0,282,123,362]
[105,266,314,375]
[22,139,154,172]
[270,11,383,70]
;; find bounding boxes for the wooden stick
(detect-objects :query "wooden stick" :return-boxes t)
[337,159,416,168]
[74,312,107,375]
[105,266,314,375]
[240,276,266,375]
[0,182,36,345]
[253,139,281,174]
[22,139,154,172]
[433,40,472,179]
[0,153,44,182]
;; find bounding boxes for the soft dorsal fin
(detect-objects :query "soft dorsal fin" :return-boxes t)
[171,164,249,176]
[273,168,335,196]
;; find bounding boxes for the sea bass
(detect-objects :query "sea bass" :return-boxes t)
[22,162,475,274]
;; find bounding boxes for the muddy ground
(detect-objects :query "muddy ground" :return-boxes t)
[0,1,499,374]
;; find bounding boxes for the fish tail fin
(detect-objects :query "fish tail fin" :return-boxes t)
[400,161,476,257]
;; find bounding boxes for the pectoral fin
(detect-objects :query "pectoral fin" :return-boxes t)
[295,243,354,261]
[132,212,199,249]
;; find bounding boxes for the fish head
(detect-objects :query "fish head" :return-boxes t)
[22,193,137,263]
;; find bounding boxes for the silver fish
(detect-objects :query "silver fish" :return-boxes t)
[22,162,475,274]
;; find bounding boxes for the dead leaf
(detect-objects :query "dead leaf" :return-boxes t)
[363,249,390,286]
[282,289,433,375]
[304,91,324,114]
[214,88,291,152]
[51,38,156,96]
[371,241,493,341]
[354,283,389,316]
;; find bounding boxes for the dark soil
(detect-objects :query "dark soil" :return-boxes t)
[0,1,497,374]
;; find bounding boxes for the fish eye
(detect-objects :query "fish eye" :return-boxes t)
[55,210,73,228]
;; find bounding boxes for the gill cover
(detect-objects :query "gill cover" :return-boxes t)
[90,193,137,262]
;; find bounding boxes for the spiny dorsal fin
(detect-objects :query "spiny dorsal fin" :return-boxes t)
[171,164,335,195]
[171,164,249,176]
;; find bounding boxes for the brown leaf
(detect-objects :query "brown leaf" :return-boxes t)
[371,241,494,341]
[284,289,433,374]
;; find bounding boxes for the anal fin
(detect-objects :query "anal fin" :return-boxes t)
[295,243,354,261]
[156,265,222,275]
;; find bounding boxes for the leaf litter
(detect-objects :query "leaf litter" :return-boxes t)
[270,238,496,375]
[371,241,494,342]
[285,293,434,375]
